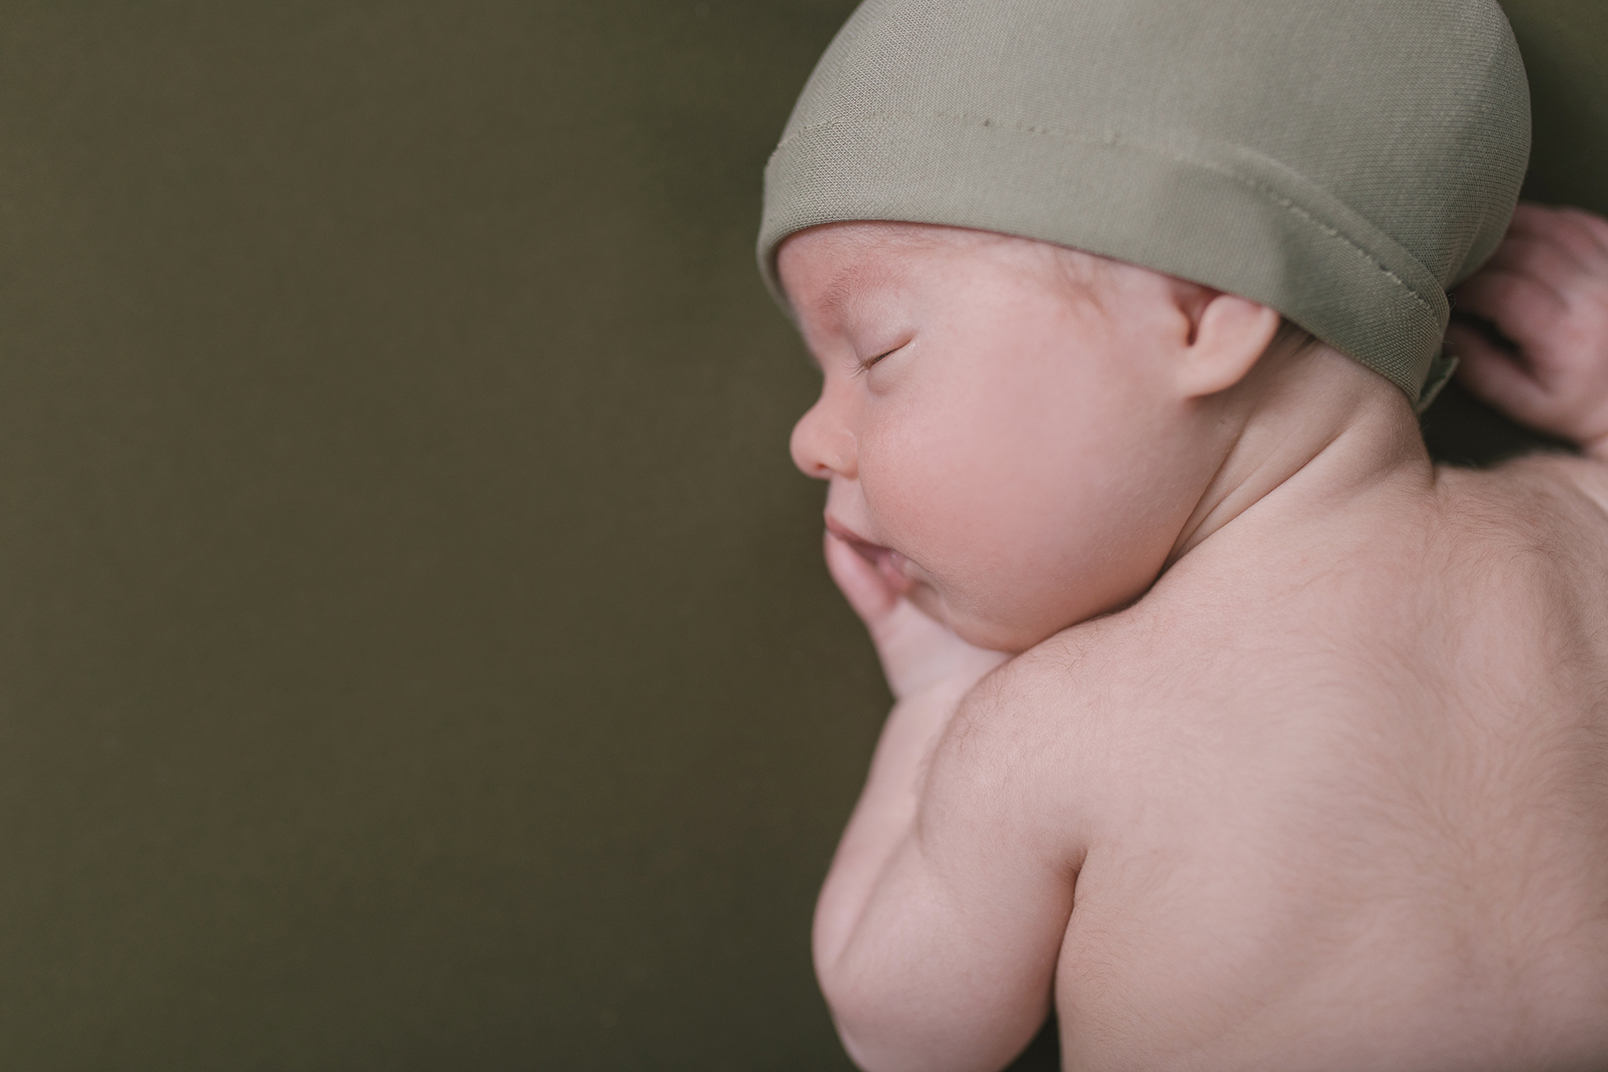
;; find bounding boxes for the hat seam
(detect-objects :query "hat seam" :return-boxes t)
[771,110,1439,318]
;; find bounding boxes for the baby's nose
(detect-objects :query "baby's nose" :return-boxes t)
[790,396,856,480]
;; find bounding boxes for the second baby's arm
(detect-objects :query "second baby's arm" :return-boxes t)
[813,531,1084,1072]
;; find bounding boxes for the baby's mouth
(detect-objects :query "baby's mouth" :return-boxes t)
[825,519,918,596]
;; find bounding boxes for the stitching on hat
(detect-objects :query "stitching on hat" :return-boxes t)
[775,111,1439,317]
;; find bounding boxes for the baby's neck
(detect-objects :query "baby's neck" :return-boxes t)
[1168,346,1435,567]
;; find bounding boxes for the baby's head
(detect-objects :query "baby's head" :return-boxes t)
[761,0,1530,651]
[781,221,1321,651]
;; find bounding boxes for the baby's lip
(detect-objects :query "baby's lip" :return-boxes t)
[823,515,882,555]
[824,516,917,595]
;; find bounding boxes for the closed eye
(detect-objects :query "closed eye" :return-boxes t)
[854,344,904,378]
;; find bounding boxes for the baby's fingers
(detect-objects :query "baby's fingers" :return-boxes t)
[1508,202,1608,267]
[824,529,901,628]
[1452,270,1564,355]
[1444,320,1554,422]
[1484,233,1587,295]
[823,529,1006,701]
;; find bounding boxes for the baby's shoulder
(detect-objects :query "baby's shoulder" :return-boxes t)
[951,610,1217,798]
[958,462,1608,821]
[1435,457,1608,615]
[1478,451,1608,526]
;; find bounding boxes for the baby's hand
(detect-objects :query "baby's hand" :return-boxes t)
[1447,202,1608,458]
[823,531,1006,703]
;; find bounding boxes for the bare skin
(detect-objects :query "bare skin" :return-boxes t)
[781,205,1608,1072]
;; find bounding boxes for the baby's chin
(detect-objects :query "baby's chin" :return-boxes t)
[927,593,1069,656]
[937,559,1165,653]
[903,554,1120,653]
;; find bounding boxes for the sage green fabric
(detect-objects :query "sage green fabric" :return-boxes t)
[758,0,1532,402]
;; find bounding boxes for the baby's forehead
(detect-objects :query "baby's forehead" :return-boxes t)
[781,222,1060,302]
[782,220,999,268]
[780,221,1110,321]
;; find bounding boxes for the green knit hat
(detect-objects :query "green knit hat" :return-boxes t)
[758,0,1532,403]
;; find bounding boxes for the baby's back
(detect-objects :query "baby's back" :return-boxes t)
[1044,456,1608,1070]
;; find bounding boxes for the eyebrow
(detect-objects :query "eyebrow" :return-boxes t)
[801,271,867,373]
[818,269,860,321]
[794,232,920,368]
[817,254,903,323]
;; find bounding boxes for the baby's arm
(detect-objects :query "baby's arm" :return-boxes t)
[813,533,1077,1072]
[1447,202,1608,460]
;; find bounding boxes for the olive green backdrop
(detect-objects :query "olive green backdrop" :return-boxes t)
[0,2,1600,1070]
[0,2,870,1068]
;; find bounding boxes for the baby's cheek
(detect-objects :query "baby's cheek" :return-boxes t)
[857,430,979,555]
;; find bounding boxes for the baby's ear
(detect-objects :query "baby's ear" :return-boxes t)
[1173,289,1282,399]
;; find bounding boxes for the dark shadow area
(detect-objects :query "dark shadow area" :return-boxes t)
[1421,381,1572,468]
[1004,1017,1061,1072]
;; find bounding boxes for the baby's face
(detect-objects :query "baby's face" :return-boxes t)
[780,223,1217,652]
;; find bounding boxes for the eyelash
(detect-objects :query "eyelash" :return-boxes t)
[854,346,901,378]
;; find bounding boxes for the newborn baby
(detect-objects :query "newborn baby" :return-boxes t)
[759,2,1608,1069]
